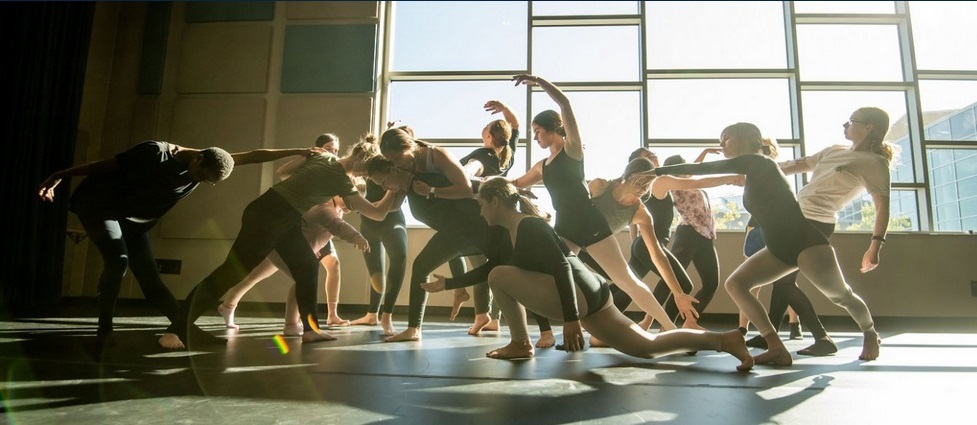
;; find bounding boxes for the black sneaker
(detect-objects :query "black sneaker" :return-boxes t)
[745,335,768,349]
[789,322,802,340]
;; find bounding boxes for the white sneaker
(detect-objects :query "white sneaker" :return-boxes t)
[283,323,304,336]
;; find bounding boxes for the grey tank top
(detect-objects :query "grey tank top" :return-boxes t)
[591,181,639,232]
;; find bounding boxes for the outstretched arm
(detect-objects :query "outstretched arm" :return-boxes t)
[38,158,120,202]
[231,147,319,166]
[344,190,395,221]
[275,157,308,181]
[632,206,699,320]
[861,193,890,273]
[513,74,583,160]
[510,159,544,188]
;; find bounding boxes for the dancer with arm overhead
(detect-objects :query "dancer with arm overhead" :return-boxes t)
[653,122,881,366]
[418,177,753,371]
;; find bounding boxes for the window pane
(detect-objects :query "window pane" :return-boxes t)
[796,25,903,82]
[928,148,977,232]
[529,91,641,180]
[650,147,797,232]
[837,190,918,232]
[533,1,638,16]
[648,79,792,140]
[799,91,912,183]
[533,26,640,82]
[388,81,527,139]
[793,1,895,14]
[918,81,977,141]
[390,1,527,72]
[646,2,786,69]
[909,1,977,70]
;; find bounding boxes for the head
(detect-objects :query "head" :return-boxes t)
[530,110,566,149]
[379,126,418,169]
[845,107,896,164]
[629,147,659,168]
[476,176,543,226]
[482,119,514,169]
[719,123,778,159]
[342,135,381,176]
[190,147,234,184]
[619,157,656,197]
[662,155,685,167]
[315,133,340,155]
[365,155,409,192]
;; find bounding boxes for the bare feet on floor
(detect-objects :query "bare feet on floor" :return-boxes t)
[486,340,534,359]
[682,320,708,331]
[326,316,351,327]
[719,329,754,372]
[385,327,420,342]
[159,333,186,350]
[859,330,881,360]
[283,322,304,336]
[380,314,397,336]
[218,303,239,329]
[535,331,555,348]
[450,289,470,321]
[468,313,493,336]
[302,330,338,344]
[753,340,793,367]
[349,313,378,326]
[483,319,500,332]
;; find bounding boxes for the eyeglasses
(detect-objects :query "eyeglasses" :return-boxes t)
[844,119,868,127]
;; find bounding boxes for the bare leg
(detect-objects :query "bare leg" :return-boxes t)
[220,257,280,329]
[450,289,470,321]
[321,254,349,326]
[579,236,676,330]
[724,249,795,367]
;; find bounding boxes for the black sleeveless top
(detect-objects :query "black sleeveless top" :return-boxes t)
[644,192,674,244]
[459,128,520,178]
[541,150,613,247]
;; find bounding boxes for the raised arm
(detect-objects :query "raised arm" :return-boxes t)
[694,148,724,164]
[38,158,120,202]
[861,192,890,273]
[485,100,520,131]
[513,74,583,160]
[231,147,318,166]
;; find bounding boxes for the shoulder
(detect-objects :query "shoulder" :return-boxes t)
[589,178,611,194]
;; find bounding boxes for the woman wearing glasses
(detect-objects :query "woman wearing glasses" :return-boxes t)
[652,122,881,366]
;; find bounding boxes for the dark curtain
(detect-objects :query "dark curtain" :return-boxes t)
[0,2,95,318]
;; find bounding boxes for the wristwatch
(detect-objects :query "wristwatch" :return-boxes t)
[427,186,436,200]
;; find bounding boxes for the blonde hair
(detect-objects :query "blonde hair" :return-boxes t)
[487,119,513,170]
[478,177,545,219]
[855,106,898,165]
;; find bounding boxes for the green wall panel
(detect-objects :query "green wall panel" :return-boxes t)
[281,24,377,93]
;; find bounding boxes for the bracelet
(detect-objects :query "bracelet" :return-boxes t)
[871,235,886,243]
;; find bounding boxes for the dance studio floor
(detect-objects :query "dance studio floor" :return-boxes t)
[2,307,975,425]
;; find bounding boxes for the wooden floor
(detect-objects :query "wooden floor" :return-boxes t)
[1,307,975,424]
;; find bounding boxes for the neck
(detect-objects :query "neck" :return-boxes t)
[549,138,565,156]
[851,139,873,152]
[498,208,526,233]
[172,147,195,167]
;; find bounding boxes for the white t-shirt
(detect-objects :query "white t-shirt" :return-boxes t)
[797,145,891,224]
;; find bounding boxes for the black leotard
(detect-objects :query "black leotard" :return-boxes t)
[655,154,827,266]
[542,150,613,247]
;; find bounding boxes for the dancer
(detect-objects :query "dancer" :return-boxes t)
[508,74,684,331]
[743,107,895,356]
[219,134,358,330]
[450,99,521,336]
[164,140,396,349]
[418,177,753,371]
[38,140,317,350]
[653,122,881,365]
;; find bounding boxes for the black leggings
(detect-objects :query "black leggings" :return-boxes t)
[665,225,720,315]
[406,231,480,328]
[168,191,320,337]
[79,216,181,334]
[763,220,834,339]
[360,211,408,315]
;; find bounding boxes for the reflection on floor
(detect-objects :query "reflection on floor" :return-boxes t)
[1,313,975,424]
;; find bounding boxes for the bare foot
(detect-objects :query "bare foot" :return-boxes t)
[350,313,378,326]
[385,327,420,342]
[486,340,534,359]
[468,313,492,336]
[859,330,881,360]
[589,335,609,347]
[326,316,351,327]
[380,313,397,336]
[535,331,555,348]
[159,333,186,350]
[482,319,500,332]
[682,318,708,331]
[302,330,338,344]
[719,329,754,372]
[218,303,239,329]
[753,337,793,367]
[450,289,470,321]
[638,314,654,331]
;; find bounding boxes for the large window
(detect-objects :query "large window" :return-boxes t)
[384,1,977,233]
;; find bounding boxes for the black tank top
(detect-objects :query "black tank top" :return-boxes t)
[644,192,674,244]
[542,150,612,246]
